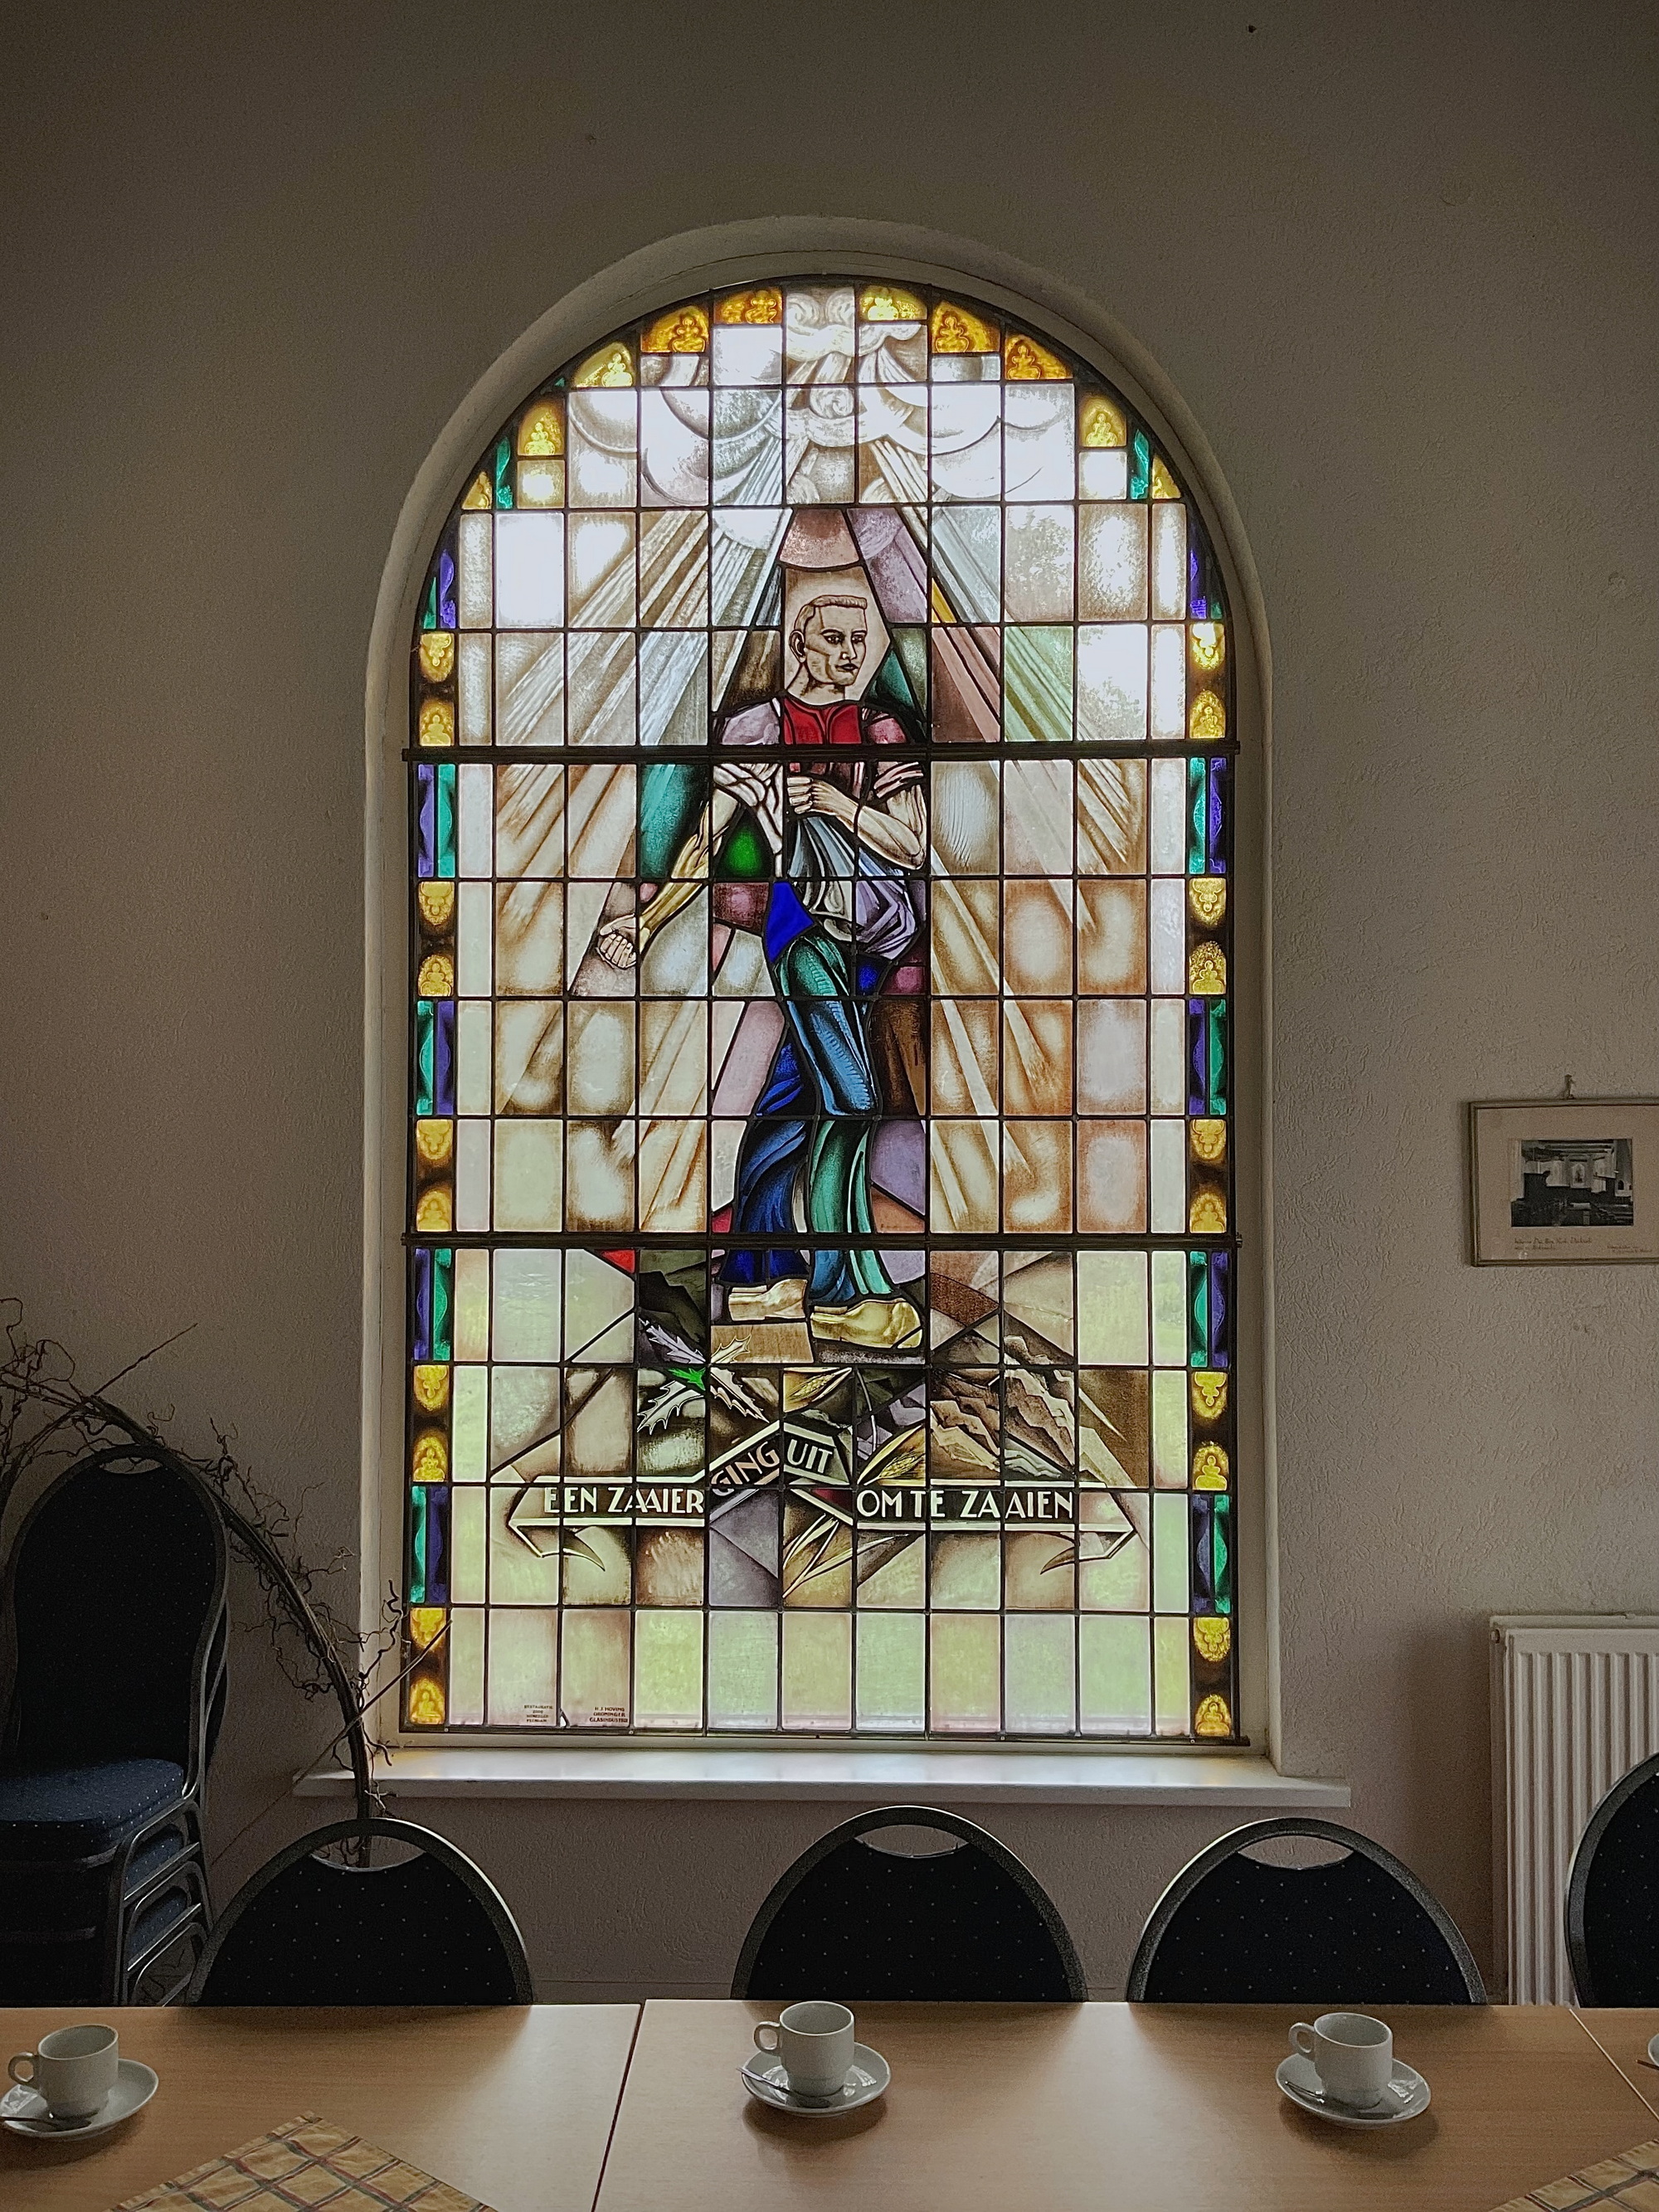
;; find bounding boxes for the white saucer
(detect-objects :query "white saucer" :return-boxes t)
[1276,2051,1429,2128]
[742,2043,890,2117]
[1,2059,158,2138]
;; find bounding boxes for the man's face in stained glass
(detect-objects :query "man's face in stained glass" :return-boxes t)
[791,596,868,694]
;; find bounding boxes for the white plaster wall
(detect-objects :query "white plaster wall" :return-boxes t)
[3,0,1655,1997]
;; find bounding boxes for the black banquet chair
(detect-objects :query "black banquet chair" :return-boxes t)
[1126,1817,1485,2005]
[734,1806,1087,2002]
[1566,1752,1659,2004]
[188,1816,533,2004]
[0,1446,228,2005]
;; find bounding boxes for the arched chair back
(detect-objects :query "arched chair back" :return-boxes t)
[734,1806,1086,2002]
[1567,1752,1659,2004]
[0,1447,227,2001]
[188,1817,534,2004]
[2,1448,226,1778]
[1127,1818,1484,2004]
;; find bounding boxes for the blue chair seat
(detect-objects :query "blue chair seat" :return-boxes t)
[0,1760,187,1860]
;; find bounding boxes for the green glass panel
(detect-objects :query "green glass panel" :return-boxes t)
[1080,1615,1150,1733]
[889,626,928,709]
[718,818,771,881]
[708,1611,778,1731]
[409,1485,430,1605]
[1152,1492,1190,1612]
[1004,1615,1076,1733]
[435,763,457,880]
[1187,757,1207,874]
[415,1002,435,1117]
[639,761,705,880]
[634,1612,703,1728]
[493,435,514,510]
[1077,1251,1148,1365]
[1130,426,1152,501]
[419,575,439,631]
[431,1247,454,1364]
[1003,625,1074,743]
[1187,1251,1209,1368]
[1213,1496,1233,1615]
[854,1612,925,1731]
[1206,1001,1228,1116]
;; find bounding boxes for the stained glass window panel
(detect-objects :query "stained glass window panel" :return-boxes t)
[401,276,1239,1742]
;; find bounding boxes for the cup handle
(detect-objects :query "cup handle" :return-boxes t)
[1289,2023,1316,2060]
[753,2023,781,2054]
[7,2054,37,2088]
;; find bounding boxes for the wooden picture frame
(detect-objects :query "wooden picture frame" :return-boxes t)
[1469,1098,1659,1265]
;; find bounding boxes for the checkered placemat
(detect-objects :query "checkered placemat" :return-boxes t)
[1493,2139,1659,2210]
[112,2112,493,2212]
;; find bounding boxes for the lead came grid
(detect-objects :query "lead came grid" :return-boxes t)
[403,281,1237,1743]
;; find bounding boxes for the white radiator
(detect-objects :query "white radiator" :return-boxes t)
[1491,1616,1659,2002]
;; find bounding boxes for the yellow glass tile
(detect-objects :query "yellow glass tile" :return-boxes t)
[1188,877,1227,928]
[418,630,455,683]
[572,341,634,387]
[414,1117,454,1171]
[1189,1187,1227,1234]
[414,1184,452,1232]
[412,1363,450,1413]
[411,1429,448,1485]
[416,951,455,999]
[1188,941,1227,995]
[1150,455,1181,498]
[1190,688,1227,741]
[517,458,563,507]
[1005,331,1068,380]
[460,470,491,510]
[716,285,782,324]
[1079,393,1127,447]
[640,302,709,352]
[1191,1370,1228,1422]
[1192,1441,1229,1491]
[417,881,455,932]
[1190,1117,1227,1164]
[517,397,564,455]
[860,282,926,322]
[931,299,998,354]
[409,1606,447,1651]
[1194,1692,1232,1737]
[417,697,454,749]
[407,1673,445,1726]
[1193,1616,1231,1663]
[1190,620,1225,672]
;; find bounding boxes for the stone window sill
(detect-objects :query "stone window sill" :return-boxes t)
[299,1742,1348,1808]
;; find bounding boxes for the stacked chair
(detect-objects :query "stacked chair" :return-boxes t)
[0,1447,227,2003]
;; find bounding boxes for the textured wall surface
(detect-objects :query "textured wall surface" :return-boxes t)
[3,0,1654,1998]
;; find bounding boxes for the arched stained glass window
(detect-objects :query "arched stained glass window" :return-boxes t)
[401,276,1238,1742]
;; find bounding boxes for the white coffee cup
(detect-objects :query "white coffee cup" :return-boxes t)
[7,2024,120,2120]
[754,2001,855,2100]
[1289,2011,1393,2110]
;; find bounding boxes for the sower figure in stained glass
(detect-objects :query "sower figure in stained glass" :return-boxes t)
[599,580,926,1352]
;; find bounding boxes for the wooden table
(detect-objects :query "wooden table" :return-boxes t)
[600,2001,1659,2212]
[4,2001,1658,2212]
[0,2005,639,2212]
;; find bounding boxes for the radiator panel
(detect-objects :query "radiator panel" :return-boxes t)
[1491,1616,1659,2003]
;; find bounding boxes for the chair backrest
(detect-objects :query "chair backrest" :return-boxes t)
[733,1806,1087,2001]
[1126,1818,1485,2004]
[1567,1753,1659,2004]
[187,1817,534,2005]
[0,1448,227,1785]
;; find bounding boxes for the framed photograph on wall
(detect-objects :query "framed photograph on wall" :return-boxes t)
[1469,1098,1659,1264]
